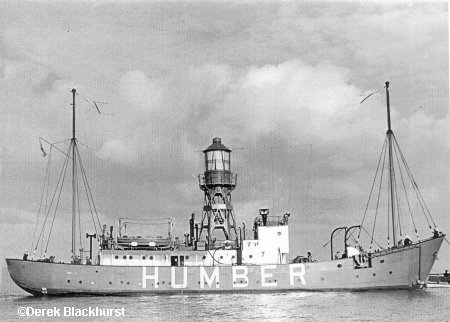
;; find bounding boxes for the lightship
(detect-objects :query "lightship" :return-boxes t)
[6,83,445,295]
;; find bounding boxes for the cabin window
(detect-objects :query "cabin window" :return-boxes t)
[123,255,127,259]
[142,256,146,260]
[115,255,119,259]
[171,256,179,267]
[170,256,185,266]
[149,256,153,260]
[129,256,133,260]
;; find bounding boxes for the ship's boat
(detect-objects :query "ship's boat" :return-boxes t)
[6,83,446,296]
[427,270,450,286]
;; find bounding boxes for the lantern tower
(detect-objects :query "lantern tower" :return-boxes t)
[198,138,237,249]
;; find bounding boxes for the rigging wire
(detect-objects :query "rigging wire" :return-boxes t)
[358,136,388,241]
[393,135,436,229]
[44,142,72,255]
[77,147,99,237]
[393,141,419,241]
[30,147,53,256]
[76,146,102,235]
[75,147,83,254]
[393,163,403,241]
[33,143,72,254]
[370,139,388,251]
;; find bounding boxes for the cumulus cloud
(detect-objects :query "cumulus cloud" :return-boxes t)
[119,70,164,111]
[96,139,138,164]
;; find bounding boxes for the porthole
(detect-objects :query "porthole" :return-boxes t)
[150,256,154,260]
[249,255,253,259]
[202,255,206,260]
[277,232,281,236]
[115,255,119,259]
[67,280,71,283]
[380,259,384,263]
[220,256,223,259]
[129,256,133,260]
[109,282,112,284]
[373,273,376,276]
[186,256,189,260]
[321,277,325,281]
[337,264,342,268]
[127,282,130,285]
[121,281,124,284]
[123,255,127,259]
[142,256,146,260]
[356,275,359,278]
[79,281,82,284]
[389,271,393,275]
[232,256,235,259]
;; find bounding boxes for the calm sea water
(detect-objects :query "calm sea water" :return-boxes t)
[1,288,449,321]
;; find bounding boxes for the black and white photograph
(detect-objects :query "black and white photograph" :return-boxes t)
[0,0,449,320]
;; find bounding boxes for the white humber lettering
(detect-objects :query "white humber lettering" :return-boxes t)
[171,267,188,289]
[142,267,159,289]
[289,263,306,286]
[200,267,220,289]
[232,266,249,288]
[261,265,277,287]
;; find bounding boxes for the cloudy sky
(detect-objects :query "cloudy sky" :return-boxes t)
[0,1,449,272]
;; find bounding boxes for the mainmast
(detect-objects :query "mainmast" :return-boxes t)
[71,88,77,260]
[385,81,396,246]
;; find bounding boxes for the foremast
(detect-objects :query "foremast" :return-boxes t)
[71,88,77,261]
[385,81,397,247]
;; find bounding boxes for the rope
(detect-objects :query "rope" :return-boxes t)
[370,140,387,250]
[30,147,53,256]
[44,142,71,253]
[75,148,83,252]
[77,148,98,236]
[393,135,435,229]
[358,137,388,241]
[34,144,72,254]
[76,146,102,235]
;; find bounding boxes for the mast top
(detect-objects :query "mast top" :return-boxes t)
[385,81,392,134]
[71,88,76,141]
